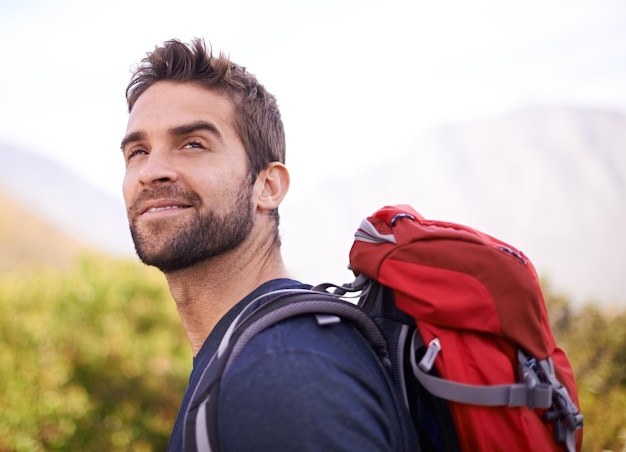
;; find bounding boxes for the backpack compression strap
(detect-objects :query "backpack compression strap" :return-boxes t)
[410,336,553,409]
[410,334,582,452]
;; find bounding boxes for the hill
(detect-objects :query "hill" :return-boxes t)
[0,141,133,258]
[0,191,84,273]
[1,106,624,306]
[281,107,626,306]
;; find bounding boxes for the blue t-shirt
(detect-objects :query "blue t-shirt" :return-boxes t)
[167,279,418,451]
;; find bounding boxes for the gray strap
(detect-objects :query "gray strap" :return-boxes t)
[354,218,397,244]
[217,288,321,358]
[195,401,211,452]
[226,297,388,372]
[538,358,583,452]
[409,332,553,409]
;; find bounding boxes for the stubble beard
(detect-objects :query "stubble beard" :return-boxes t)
[129,182,255,273]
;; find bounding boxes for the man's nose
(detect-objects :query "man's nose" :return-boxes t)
[138,149,178,187]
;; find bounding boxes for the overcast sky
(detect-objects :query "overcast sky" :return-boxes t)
[1,0,625,202]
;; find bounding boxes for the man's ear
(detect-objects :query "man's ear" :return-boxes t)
[254,162,290,212]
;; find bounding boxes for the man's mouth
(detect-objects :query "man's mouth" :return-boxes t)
[146,205,189,213]
[128,187,201,220]
[136,199,194,217]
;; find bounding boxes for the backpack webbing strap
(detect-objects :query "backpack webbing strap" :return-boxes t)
[539,358,584,452]
[195,400,211,452]
[409,333,554,409]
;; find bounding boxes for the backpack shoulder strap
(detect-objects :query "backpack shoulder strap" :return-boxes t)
[220,289,389,371]
[185,288,389,452]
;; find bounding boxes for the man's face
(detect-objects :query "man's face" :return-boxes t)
[121,81,254,272]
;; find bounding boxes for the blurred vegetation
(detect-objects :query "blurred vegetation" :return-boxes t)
[545,280,626,451]
[0,254,624,450]
[0,253,191,451]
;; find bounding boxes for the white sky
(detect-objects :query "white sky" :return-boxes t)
[1,0,625,202]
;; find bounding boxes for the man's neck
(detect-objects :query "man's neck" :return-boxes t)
[164,236,289,356]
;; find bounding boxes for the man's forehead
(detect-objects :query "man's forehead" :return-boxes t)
[131,81,231,109]
[125,82,235,132]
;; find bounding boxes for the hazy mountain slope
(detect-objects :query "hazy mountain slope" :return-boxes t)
[281,107,626,306]
[0,142,133,257]
[0,192,84,273]
[1,107,623,306]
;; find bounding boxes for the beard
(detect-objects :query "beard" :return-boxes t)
[128,181,254,273]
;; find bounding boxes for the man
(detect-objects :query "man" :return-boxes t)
[121,38,417,451]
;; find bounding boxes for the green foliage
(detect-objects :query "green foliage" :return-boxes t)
[0,254,191,451]
[544,281,626,452]
[1,258,624,450]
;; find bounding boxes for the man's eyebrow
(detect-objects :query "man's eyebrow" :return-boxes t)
[120,131,146,151]
[169,121,224,143]
[120,121,224,152]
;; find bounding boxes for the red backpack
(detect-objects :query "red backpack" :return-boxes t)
[185,204,583,451]
[349,205,583,451]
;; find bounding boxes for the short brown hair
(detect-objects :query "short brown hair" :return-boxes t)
[126,38,286,181]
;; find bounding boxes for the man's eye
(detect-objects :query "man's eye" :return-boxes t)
[183,141,204,149]
[127,149,147,160]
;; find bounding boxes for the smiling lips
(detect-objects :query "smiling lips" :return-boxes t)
[146,205,188,213]
[129,187,202,221]
[139,199,193,216]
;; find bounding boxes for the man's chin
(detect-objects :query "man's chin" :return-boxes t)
[135,250,196,273]
[132,238,178,269]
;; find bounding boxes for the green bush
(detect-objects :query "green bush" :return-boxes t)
[1,256,624,450]
[0,254,191,451]
[545,284,626,452]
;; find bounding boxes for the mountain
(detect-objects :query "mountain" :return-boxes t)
[1,106,624,306]
[280,107,626,307]
[0,142,134,257]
